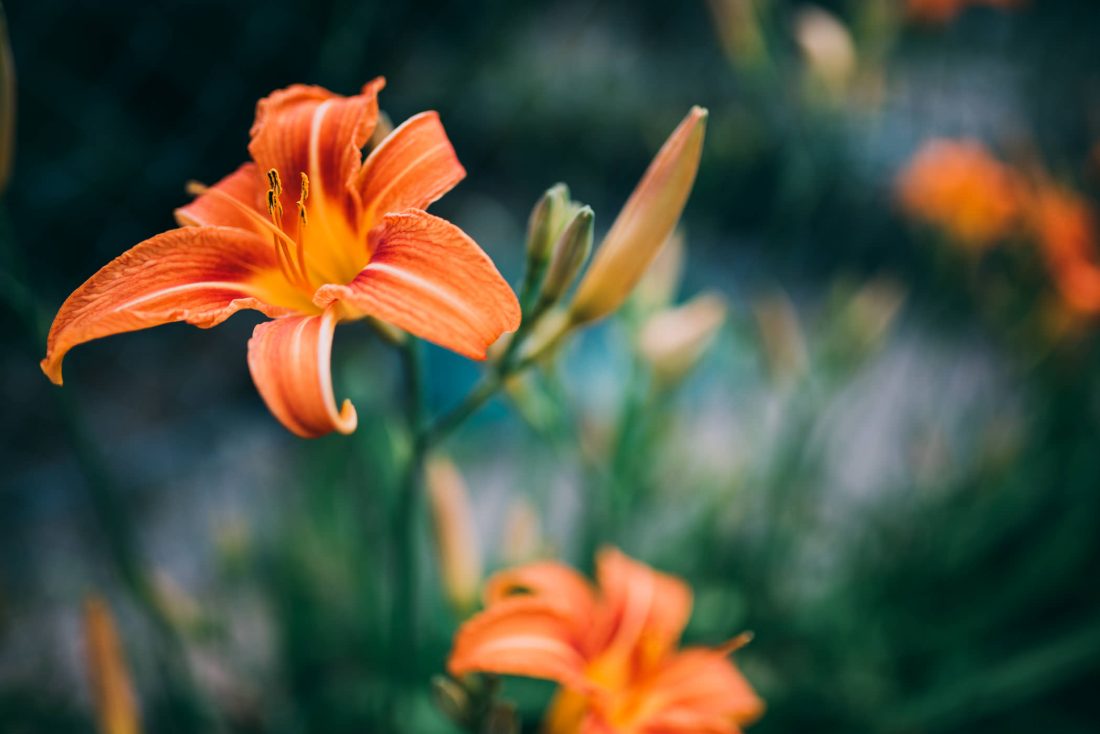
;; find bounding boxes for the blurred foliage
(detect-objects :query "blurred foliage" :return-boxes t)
[3,1,1100,734]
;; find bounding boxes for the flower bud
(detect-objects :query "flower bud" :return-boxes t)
[426,456,482,615]
[153,569,201,632]
[570,107,707,325]
[634,231,685,312]
[526,183,571,267]
[83,595,140,734]
[751,290,808,384]
[485,700,520,734]
[539,206,593,307]
[794,6,857,94]
[842,277,906,354]
[639,291,727,386]
[431,676,472,725]
[501,497,543,565]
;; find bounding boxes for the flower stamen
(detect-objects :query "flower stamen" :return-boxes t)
[293,172,311,285]
[184,180,300,255]
[265,168,307,288]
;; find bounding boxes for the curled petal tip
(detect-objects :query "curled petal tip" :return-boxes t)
[247,308,358,438]
[40,357,63,386]
[335,399,359,434]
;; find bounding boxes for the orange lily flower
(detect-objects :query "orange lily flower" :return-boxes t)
[448,547,763,734]
[1028,183,1100,315]
[895,138,1023,249]
[41,79,520,437]
[84,595,140,734]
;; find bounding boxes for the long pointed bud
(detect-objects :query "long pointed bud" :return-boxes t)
[83,595,140,734]
[539,206,594,307]
[570,107,708,325]
[426,456,482,615]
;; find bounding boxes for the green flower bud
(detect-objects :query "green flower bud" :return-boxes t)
[540,206,593,307]
[431,676,471,725]
[526,183,571,266]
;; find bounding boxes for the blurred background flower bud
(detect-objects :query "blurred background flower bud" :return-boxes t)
[426,456,482,616]
[751,289,809,384]
[83,596,140,734]
[707,0,770,70]
[844,277,906,352]
[639,291,728,387]
[633,231,685,313]
[152,569,202,633]
[500,497,543,564]
[794,5,857,95]
[570,107,707,325]
[431,675,472,726]
[538,205,593,307]
[823,277,907,365]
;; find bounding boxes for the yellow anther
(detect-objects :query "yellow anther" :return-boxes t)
[266,168,284,221]
[266,168,283,196]
[291,172,311,286]
[297,172,309,225]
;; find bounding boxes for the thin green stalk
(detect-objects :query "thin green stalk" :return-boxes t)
[392,338,427,683]
[421,371,503,447]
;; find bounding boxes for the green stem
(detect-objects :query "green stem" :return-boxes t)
[421,372,503,447]
[392,338,427,682]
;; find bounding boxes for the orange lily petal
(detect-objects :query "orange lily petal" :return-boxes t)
[483,560,599,630]
[447,596,592,689]
[570,107,707,325]
[174,162,267,235]
[638,648,764,733]
[544,688,592,734]
[357,110,466,226]
[246,306,357,439]
[592,548,693,667]
[248,79,384,229]
[41,226,290,385]
[314,209,521,359]
[1030,184,1100,314]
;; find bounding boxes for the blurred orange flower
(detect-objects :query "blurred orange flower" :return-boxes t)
[896,138,1023,248]
[40,79,520,437]
[448,547,763,734]
[1028,183,1100,315]
[906,0,1022,25]
[83,596,140,734]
